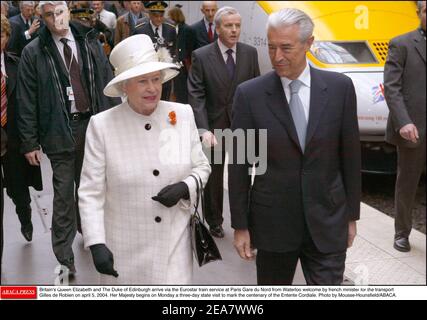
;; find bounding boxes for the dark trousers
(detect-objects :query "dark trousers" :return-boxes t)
[47,118,89,267]
[256,231,346,285]
[204,145,226,228]
[1,151,33,226]
[395,142,426,239]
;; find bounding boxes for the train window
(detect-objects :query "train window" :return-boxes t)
[311,41,378,64]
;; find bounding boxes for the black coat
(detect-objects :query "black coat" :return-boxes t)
[189,19,217,51]
[7,15,42,56]
[2,51,42,192]
[229,68,361,254]
[16,22,118,155]
[173,23,192,104]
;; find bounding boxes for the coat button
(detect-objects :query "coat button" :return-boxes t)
[153,169,159,176]
[145,123,151,130]
[155,216,162,223]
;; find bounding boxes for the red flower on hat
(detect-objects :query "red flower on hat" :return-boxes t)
[168,111,177,125]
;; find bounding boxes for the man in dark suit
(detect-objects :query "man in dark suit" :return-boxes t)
[134,1,176,101]
[229,8,361,285]
[1,14,42,243]
[8,1,41,56]
[384,0,426,252]
[188,7,260,238]
[189,1,218,51]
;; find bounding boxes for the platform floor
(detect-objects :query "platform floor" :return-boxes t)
[1,154,425,285]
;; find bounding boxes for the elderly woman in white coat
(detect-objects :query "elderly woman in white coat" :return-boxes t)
[78,34,211,285]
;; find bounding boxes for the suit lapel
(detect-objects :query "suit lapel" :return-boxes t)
[265,72,301,150]
[413,31,426,63]
[209,42,231,87]
[305,67,328,147]
[232,43,243,85]
[199,20,209,43]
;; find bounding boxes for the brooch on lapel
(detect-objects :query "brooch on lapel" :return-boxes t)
[168,111,177,125]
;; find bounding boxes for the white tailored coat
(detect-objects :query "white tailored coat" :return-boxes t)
[78,100,211,285]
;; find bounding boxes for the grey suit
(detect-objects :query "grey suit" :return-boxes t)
[188,41,260,228]
[384,28,426,239]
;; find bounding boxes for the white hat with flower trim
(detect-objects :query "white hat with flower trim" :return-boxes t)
[104,34,180,97]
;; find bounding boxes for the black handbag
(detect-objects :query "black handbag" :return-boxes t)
[189,174,222,267]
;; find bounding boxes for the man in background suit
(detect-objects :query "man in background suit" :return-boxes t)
[134,1,176,101]
[229,8,361,285]
[189,1,218,52]
[114,1,146,45]
[8,1,41,56]
[384,0,426,252]
[92,1,117,29]
[188,6,260,238]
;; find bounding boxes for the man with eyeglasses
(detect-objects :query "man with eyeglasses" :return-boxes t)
[16,1,118,277]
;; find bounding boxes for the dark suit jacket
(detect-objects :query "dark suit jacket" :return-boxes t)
[229,68,361,254]
[7,15,41,56]
[188,41,260,130]
[384,29,426,148]
[133,21,177,57]
[190,19,218,51]
[2,51,42,191]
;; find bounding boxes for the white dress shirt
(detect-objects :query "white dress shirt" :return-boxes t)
[1,52,6,78]
[281,62,311,122]
[217,39,236,64]
[22,14,33,40]
[52,30,80,113]
[150,21,163,38]
[204,17,215,34]
[99,9,117,29]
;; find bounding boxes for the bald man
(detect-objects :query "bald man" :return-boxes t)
[189,1,218,51]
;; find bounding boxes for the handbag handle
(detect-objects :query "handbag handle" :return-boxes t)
[189,173,206,224]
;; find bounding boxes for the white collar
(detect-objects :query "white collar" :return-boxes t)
[217,39,237,54]
[52,29,75,44]
[204,17,214,27]
[281,62,311,89]
[21,14,30,23]
[150,21,162,31]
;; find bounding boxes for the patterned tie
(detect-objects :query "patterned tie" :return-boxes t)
[155,27,160,39]
[60,38,89,112]
[225,49,235,79]
[1,70,7,127]
[208,23,214,42]
[289,80,307,152]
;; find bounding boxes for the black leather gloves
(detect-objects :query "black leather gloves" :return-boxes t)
[90,244,119,277]
[152,182,190,208]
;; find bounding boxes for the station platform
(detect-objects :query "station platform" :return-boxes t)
[1,154,425,286]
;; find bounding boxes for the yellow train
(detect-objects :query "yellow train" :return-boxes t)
[174,1,420,173]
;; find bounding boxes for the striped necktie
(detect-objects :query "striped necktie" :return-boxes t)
[1,70,7,127]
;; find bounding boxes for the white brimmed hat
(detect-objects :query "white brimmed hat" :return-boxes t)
[104,34,179,97]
